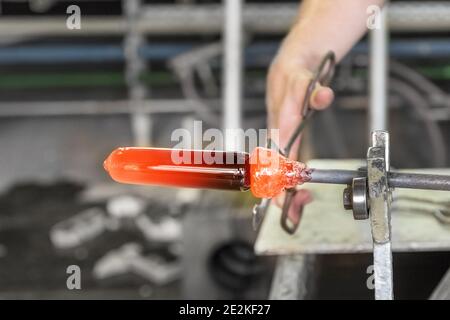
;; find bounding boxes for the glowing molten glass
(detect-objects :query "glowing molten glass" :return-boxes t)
[103,147,249,191]
[249,147,309,198]
[103,147,310,199]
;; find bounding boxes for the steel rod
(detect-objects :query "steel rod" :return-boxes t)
[309,169,450,191]
[369,6,388,133]
[223,0,244,151]
[309,169,360,185]
[3,2,450,37]
[389,172,450,191]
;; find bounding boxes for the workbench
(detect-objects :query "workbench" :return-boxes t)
[255,159,450,299]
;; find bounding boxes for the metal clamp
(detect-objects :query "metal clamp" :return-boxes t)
[342,130,394,300]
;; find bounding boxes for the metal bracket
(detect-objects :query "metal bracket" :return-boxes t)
[367,131,393,300]
[342,130,394,299]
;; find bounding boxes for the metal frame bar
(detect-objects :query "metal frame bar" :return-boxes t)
[369,6,388,133]
[0,99,265,117]
[269,255,315,300]
[368,5,393,300]
[123,0,152,146]
[223,0,243,151]
[1,3,450,37]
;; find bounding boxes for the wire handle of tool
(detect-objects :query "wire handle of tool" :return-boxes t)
[283,51,336,157]
[280,51,336,234]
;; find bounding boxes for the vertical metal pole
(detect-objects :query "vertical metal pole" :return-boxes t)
[223,0,243,151]
[368,6,393,300]
[124,0,152,146]
[269,255,315,300]
[369,6,388,133]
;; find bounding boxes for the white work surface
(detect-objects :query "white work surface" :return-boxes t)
[255,159,450,255]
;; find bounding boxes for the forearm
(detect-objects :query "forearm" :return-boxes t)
[277,0,385,69]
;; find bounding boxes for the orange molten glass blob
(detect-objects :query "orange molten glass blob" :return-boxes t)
[103,147,310,199]
[249,147,309,198]
[103,147,250,191]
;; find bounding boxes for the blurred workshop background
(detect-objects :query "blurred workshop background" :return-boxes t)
[0,0,449,299]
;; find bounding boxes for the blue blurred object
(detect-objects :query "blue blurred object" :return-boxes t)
[0,39,449,65]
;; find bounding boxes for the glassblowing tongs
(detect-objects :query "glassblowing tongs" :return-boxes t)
[253,51,336,234]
